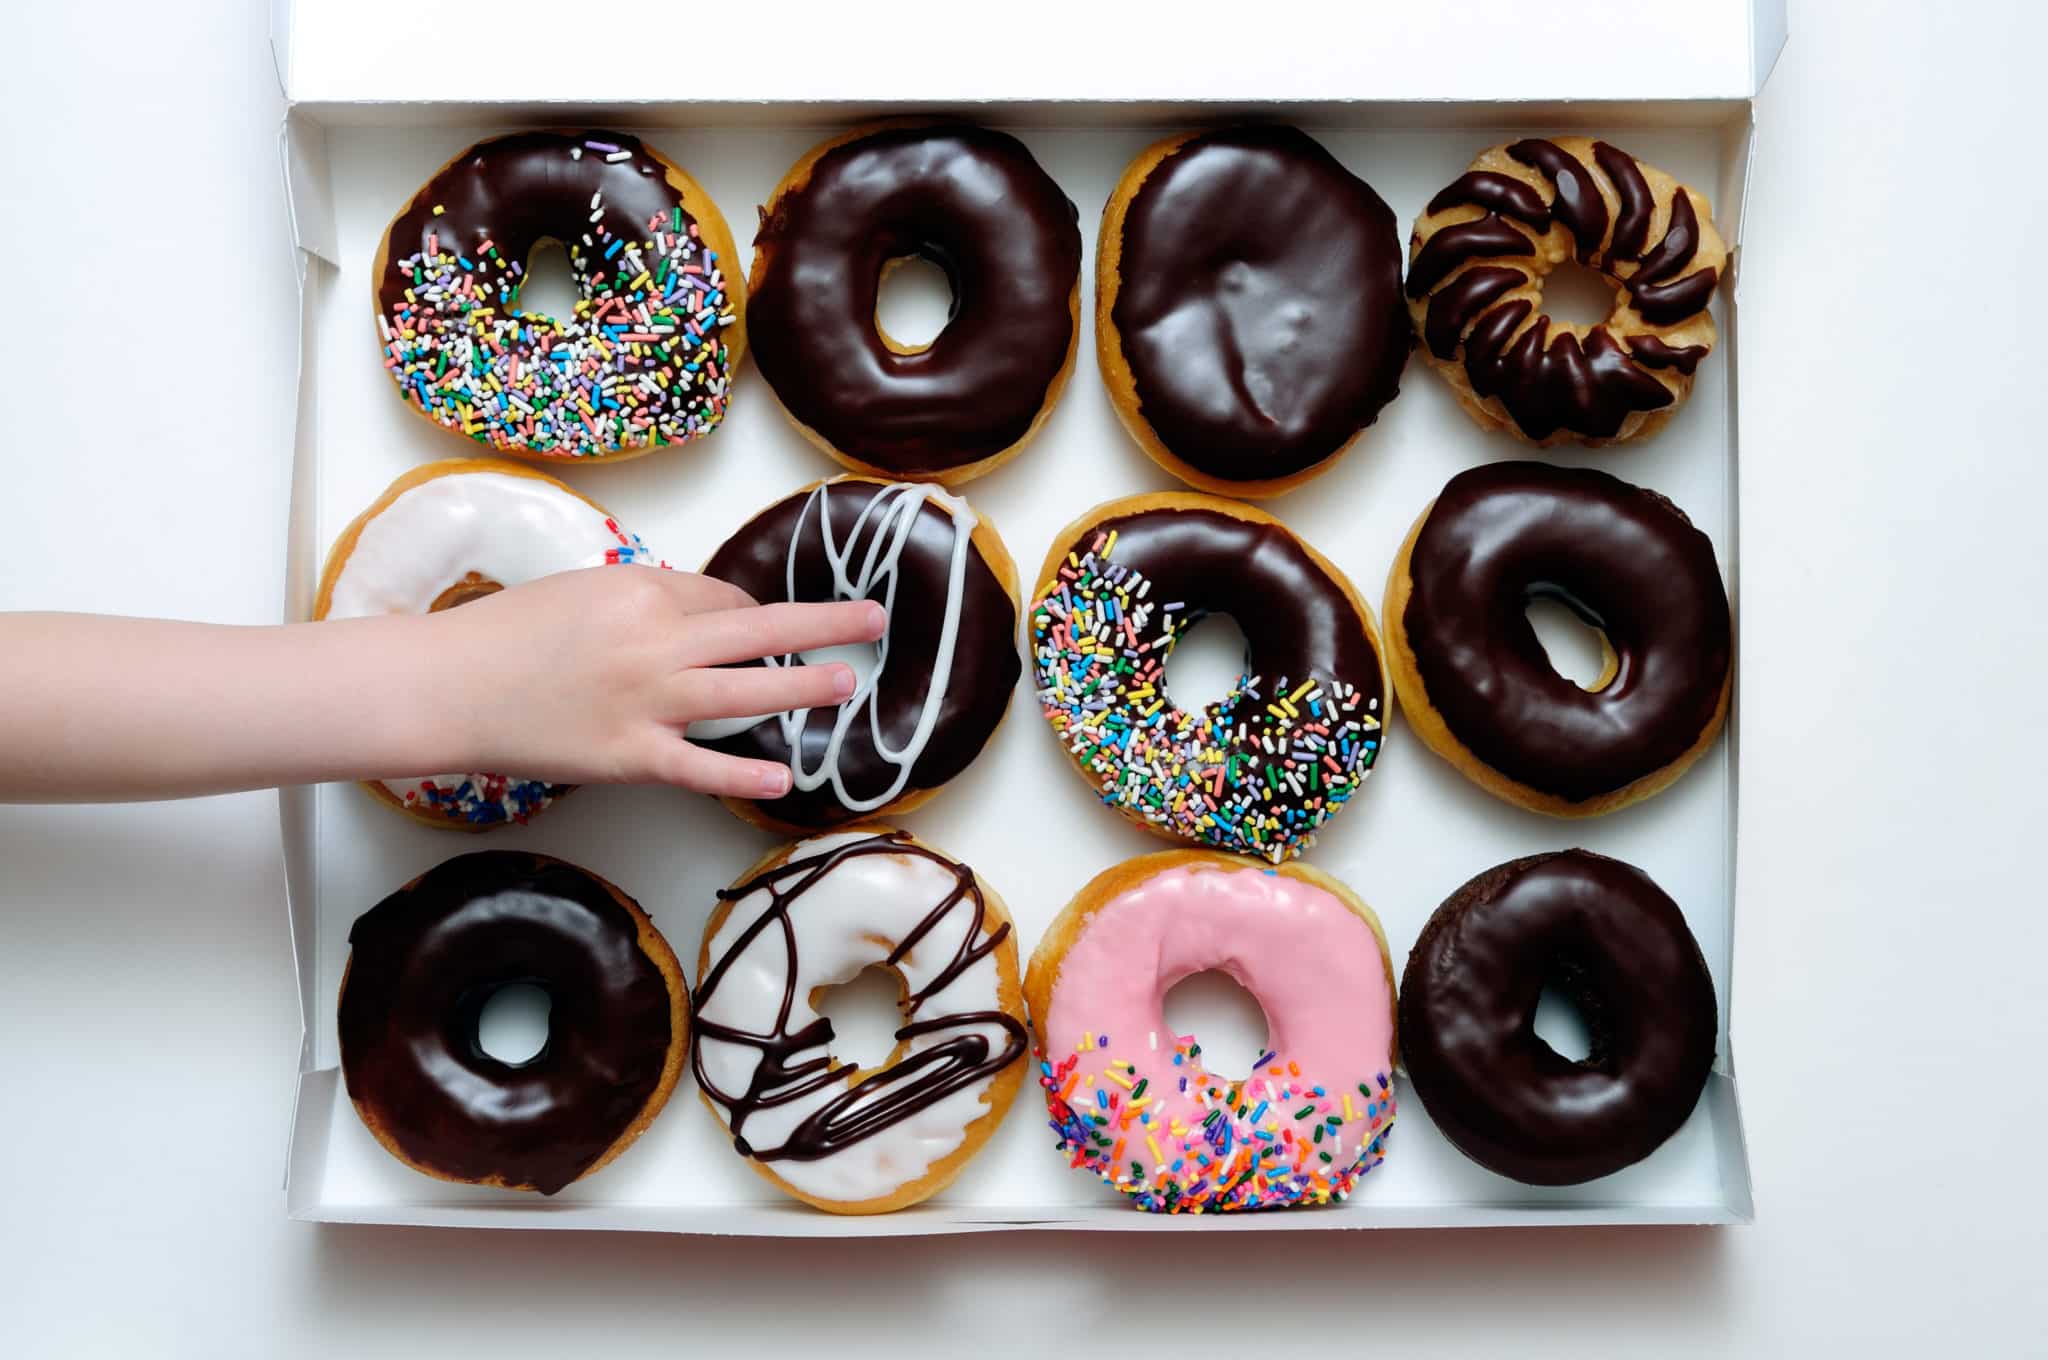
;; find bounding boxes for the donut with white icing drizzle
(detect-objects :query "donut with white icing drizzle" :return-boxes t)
[695,476,1021,832]
[692,827,1029,1213]
[314,458,668,829]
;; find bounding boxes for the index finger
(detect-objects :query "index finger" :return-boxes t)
[680,600,887,666]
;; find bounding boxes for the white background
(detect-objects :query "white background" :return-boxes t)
[0,0,2041,1352]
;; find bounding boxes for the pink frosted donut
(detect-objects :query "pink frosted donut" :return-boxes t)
[1023,851,1398,1213]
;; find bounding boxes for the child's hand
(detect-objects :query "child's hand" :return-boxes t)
[424,566,883,798]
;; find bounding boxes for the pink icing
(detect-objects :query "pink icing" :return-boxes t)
[1039,861,1397,1212]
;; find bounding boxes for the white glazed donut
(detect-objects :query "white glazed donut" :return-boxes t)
[313,457,666,829]
[691,827,1030,1214]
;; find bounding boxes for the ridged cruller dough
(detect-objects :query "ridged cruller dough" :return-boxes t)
[692,825,1030,1214]
[747,120,1081,488]
[338,856,690,1192]
[1407,137,1726,448]
[371,132,747,467]
[314,457,632,831]
[1029,491,1393,856]
[701,473,1022,837]
[1096,132,1387,500]
[1381,494,1732,817]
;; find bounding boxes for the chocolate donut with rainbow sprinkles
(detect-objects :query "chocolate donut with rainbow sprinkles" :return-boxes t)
[373,129,744,463]
[1028,493,1389,863]
[1406,137,1726,445]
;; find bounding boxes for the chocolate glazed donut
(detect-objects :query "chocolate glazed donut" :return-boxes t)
[746,122,1082,485]
[1400,850,1718,1185]
[1405,137,1726,446]
[698,477,1021,832]
[1098,126,1412,496]
[1386,461,1732,815]
[337,852,688,1195]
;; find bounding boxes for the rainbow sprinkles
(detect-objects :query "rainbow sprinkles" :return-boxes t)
[377,135,737,459]
[1030,532,1381,863]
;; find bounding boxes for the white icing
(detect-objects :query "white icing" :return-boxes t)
[324,470,651,801]
[694,831,1014,1204]
[689,482,978,815]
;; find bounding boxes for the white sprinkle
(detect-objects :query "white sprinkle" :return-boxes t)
[570,147,583,160]
[1148,1031,1158,1051]
[605,150,632,163]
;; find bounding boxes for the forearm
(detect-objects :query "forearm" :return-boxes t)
[0,612,466,801]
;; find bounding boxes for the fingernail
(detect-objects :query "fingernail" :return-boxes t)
[832,664,857,699]
[865,601,887,635]
[758,765,792,797]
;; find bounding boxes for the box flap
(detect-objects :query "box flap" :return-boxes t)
[276,0,1787,106]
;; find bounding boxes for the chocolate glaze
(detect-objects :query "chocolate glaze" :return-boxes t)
[1402,461,1731,802]
[693,831,1026,1162]
[1508,140,1608,260]
[1627,334,1709,375]
[1399,850,1718,1185]
[377,130,695,316]
[1411,141,1718,441]
[701,481,1019,828]
[1426,172,1552,230]
[1465,314,1673,441]
[746,124,1081,475]
[1109,126,1411,483]
[1424,266,1528,360]
[1591,141,1652,262]
[337,852,679,1196]
[1064,502,1383,750]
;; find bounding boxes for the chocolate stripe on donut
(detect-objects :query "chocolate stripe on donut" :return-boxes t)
[1508,139,1608,259]
[1592,141,1653,261]
[692,831,1026,1163]
[1630,188,1701,285]
[1629,268,1720,326]
[1626,334,1710,374]
[1425,171,1553,230]
[1424,265,1528,360]
[1404,215,1534,300]
[1470,314,1674,441]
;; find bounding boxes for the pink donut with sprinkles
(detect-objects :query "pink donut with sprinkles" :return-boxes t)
[1024,851,1398,1214]
[373,130,747,463]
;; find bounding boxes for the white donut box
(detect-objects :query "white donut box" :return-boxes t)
[274,0,1785,1235]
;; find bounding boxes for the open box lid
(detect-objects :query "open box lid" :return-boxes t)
[271,0,1786,107]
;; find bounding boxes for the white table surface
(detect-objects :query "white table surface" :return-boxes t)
[2,0,2041,1352]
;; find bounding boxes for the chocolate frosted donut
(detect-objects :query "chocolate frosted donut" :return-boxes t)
[1385,461,1731,816]
[1400,850,1718,1185]
[1098,126,1412,497]
[373,130,743,463]
[1030,493,1388,862]
[1406,138,1726,446]
[697,476,1021,832]
[337,852,688,1195]
[747,122,1082,486]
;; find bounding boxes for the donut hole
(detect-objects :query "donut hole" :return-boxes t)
[1162,613,1252,714]
[475,981,552,1067]
[814,965,908,1074]
[1540,260,1622,329]
[515,239,583,326]
[429,574,503,613]
[1532,979,1596,1064]
[1162,970,1271,1081]
[1525,594,1617,692]
[874,253,956,354]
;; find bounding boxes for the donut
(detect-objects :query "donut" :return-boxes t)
[1405,137,1726,445]
[373,129,744,463]
[315,458,667,829]
[1025,850,1397,1213]
[1384,461,1732,816]
[1400,850,1717,1185]
[745,122,1082,486]
[694,475,1020,833]
[338,851,689,1194]
[1028,493,1388,862]
[692,827,1029,1213]
[1097,126,1412,497]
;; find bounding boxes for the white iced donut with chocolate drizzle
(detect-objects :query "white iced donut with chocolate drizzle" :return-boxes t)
[314,458,667,829]
[695,477,1022,833]
[691,828,1030,1214]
